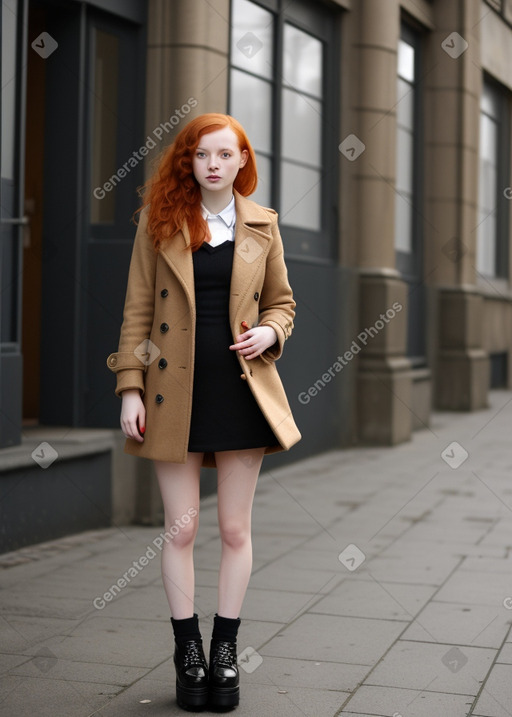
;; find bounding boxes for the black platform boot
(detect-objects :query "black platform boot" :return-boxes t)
[171,614,208,711]
[208,614,241,709]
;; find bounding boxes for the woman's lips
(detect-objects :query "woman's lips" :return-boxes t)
[206,175,221,182]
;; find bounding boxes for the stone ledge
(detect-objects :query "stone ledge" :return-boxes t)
[0,527,120,568]
[0,426,117,473]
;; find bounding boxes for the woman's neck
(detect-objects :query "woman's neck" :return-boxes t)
[200,187,234,215]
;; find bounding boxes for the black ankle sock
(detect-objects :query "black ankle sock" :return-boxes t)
[211,613,241,643]
[170,613,202,645]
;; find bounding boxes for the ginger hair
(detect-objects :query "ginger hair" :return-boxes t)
[134,113,258,252]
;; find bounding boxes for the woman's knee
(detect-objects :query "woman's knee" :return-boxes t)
[219,520,251,550]
[163,514,199,549]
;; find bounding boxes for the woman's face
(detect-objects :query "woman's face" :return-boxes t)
[192,126,248,195]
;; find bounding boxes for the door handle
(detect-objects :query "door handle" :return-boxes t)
[1,216,30,247]
[1,216,29,224]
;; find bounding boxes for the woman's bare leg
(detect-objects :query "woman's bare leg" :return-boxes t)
[214,447,265,618]
[153,451,204,619]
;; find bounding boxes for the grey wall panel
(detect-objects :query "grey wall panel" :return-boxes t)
[262,261,358,471]
[0,451,111,553]
[87,240,132,427]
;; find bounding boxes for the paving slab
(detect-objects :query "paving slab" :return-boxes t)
[311,579,437,621]
[247,557,342,594]
[8,656,148,687]
[0,673,122,717]
[339,684,474,716]
[353,551,462,586]
[459,555,512,574]
[22,616,175,669]
[400,600,512,647]
[365,639,495,695]
[260,613,408,665]
[434,570,512,607]
[470,664,512,717]
[0,614,81,654]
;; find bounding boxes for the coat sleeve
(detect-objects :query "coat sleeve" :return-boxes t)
[257,211,296,364]
[106,209,157,398]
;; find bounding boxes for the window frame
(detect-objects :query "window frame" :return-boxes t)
[477,73,511,280]
[228,0,340,264]
[395,22,424,278]
[395,19,427,367]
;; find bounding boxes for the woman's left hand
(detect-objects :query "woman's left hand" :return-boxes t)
[230,325,278,360]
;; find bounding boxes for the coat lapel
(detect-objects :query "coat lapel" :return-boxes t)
[158,189,273,333]
[229,190,273,331]
[159,221,196,313]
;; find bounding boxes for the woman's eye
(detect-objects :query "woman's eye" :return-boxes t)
[196,152,206,158]
[222,153,231,158]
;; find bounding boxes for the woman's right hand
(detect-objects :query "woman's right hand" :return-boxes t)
[120,389,146,442]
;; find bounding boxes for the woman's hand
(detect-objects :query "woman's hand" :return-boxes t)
[229,325,278,360]
[120,389,146,442]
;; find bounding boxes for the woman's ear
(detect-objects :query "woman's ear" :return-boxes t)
[239,149,249,168]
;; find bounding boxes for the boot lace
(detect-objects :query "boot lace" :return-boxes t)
[212,641,237,668]
[182,640,206,668]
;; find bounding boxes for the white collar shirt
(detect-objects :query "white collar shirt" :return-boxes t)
[200,195,236,247]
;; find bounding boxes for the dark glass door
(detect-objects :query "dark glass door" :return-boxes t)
[1,0,28,448]
[36,1,145,428]
[84,9,145,426]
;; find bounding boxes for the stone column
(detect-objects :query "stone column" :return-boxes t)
[349,0,413,444]
[424,0,489,409]
[144,0,230,179]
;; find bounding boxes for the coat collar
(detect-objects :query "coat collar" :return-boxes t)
[159,189,274,331]
[179,189,273,248]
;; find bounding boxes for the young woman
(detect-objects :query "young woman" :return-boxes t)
[106,113,301,711]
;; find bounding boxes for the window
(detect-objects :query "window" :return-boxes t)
[230,0,273,207]
[90,29,120,224]
[280,24,323,232]
[477,77,510,279]
[395,34,416,256]
[395,23,426,365]
[229,0,339,260]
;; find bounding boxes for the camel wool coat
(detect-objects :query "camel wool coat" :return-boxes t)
[106,190,301,468]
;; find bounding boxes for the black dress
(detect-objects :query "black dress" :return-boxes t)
[187,239,278,452]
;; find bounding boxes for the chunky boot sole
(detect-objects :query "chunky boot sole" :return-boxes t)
[208,684,240,708]
[176,681,209,711]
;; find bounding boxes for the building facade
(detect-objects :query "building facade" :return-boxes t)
[1,0,511,549]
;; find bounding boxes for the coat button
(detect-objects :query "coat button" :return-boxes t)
[155,393,164,403]
[160,322,169,333]
[254,292,259,300]
[161,289,168,297]
[108,356,117,367]
[158,358,167,369]
[240,373,247,380]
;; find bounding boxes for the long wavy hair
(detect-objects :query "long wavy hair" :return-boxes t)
[134,113,258,252]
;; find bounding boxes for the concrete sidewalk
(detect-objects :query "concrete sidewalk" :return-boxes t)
[2,390,512,717]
